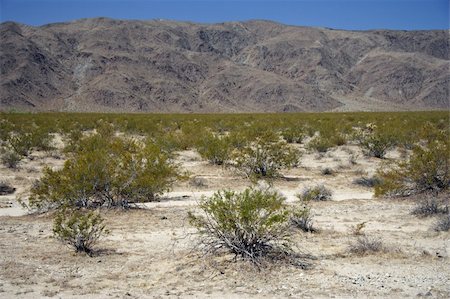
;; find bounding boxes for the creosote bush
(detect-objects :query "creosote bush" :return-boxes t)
[29,133,181,211]
[189,188,293,265]
[1,149,21,169]
[196,133,231,165]
[300,185,332,201]
[375,136,449,197]
[53,209,109,255]
[232,132,299,180]
[290,197,316,233]
[359,133,394,158]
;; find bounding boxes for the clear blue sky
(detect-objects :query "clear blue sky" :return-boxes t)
[0,0,448,30]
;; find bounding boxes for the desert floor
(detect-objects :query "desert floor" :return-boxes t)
[0,141,449,298]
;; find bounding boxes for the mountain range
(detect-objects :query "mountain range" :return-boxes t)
[0,18,448,112]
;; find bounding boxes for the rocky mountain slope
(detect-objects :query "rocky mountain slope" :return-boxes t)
[0,18,448,112]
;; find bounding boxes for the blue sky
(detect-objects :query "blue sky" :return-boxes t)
[0,0,448,30]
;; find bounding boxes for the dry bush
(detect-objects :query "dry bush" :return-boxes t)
[352,175,382,188]
[189,176,208,188]
[350,222,367,236]
[0,181,16,195]
[189,188,294,265]
[348,236,384,255]
[434,214,450,232]
[321,167,334,176]
[290,200,316,233]
[411,198,448,217]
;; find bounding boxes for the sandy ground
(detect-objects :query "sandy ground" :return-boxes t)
[0,141,449,298]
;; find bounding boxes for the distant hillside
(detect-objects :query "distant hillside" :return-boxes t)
[0,18,448,112]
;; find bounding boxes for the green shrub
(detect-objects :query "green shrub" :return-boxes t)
[1,149,21,168]
[375,138,449,197]
[29,134,181,211]
[189,188,292,264]
[4,125,54,157]
[300,185,332,201]
[232,132,299,179]
[290,198,316,233]
[281,127,304,144]
[359,133,394,158]
[196,133,231,165]
[53,209,109,254]
[307,135,334,153]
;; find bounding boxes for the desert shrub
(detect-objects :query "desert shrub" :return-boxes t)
[189,176,208,188]
[53,209,109,255]
[0,119,14,146]
[351,222,367,236]
[6,126,55,156]
[227,130,249,149]
[375,138,449,197]
[281,127,304,144]
[434,214,450,232]
[63,127,84,153]
[290,197,316,233]
[28,134,181,211]
[307,135,334,153]
[6,132,35,157]
[189,188,292,264]
[348,236,384,255]
[359,133,394,158]
[412,198,448,217]
[232,132,299,179]
[321,167,334,176]
[0,181,15,195]
[352,175,382,187]
[196,133,231,165]
[300,185,332,201]
[0,149,21,168]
